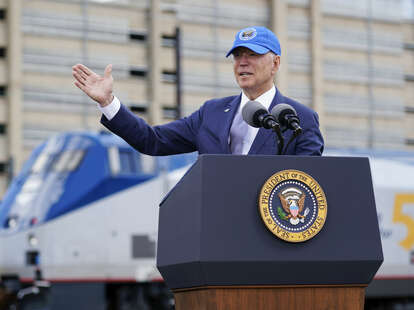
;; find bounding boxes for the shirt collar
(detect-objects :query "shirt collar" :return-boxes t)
[240,85,276,112]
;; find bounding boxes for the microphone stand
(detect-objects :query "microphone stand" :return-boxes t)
[281,128,302,155]
[271,123,284,155]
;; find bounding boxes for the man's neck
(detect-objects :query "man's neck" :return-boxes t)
[243,84,275,101]
[243,84,274,100]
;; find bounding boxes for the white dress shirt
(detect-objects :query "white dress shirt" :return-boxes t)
[229,86,276,155]
[98,96,121,120]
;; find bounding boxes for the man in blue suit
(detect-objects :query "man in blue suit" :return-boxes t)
[72,26,323,156]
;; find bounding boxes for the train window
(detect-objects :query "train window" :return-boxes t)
[119,150,139,174]
[21,175,42,192]
[67,151,84,171]
[108,147,120,175]
[53,150,85,172]
[12,176,40,216]
[141,154,156,174]
[108,147,140,175]
[31,154,50,173]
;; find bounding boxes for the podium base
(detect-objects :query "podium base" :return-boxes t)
[173,285,366,310]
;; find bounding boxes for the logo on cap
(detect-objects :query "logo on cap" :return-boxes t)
[239,28,257,41]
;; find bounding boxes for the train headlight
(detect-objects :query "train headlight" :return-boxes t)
[28,234,38,247]
[7,216,18,229]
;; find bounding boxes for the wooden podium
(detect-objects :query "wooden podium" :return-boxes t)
[174,285,365,310]
[157,155,383,310]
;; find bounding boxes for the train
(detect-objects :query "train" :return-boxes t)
[0,131,413,309]
[0,131,196,309]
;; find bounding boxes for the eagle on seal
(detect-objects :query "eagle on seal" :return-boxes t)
[278,188,306,225]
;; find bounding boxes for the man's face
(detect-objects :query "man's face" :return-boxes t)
[232,47,280,98]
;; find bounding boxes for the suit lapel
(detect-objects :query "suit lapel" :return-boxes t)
[248,88,281,155]
[220,94,241,154]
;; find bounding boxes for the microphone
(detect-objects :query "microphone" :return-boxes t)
[271,103,302,136]
[242,101,278,129]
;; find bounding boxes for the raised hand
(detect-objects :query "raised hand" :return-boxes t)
[72,64,114,107]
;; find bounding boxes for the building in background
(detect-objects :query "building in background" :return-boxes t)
[403,1,414,147]
[0,0,413,197]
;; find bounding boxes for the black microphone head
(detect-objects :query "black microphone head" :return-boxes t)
[271,103,297,125]
[242,100,268,128]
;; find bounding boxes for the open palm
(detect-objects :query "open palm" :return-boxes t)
[72,64,114,106]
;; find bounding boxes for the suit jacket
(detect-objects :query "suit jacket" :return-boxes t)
[101,88,324,156]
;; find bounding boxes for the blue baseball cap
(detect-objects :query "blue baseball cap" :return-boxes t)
[226,26,281,57]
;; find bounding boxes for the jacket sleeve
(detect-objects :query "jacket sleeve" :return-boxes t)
[293,110,324,156]
[100,104,203,155]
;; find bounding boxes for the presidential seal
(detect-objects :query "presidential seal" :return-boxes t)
[259,169,327,242]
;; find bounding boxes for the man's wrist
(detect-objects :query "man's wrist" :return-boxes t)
[98,96,120,120]
[100,94,114,107]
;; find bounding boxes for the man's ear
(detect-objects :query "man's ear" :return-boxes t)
[272,55,281,74]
